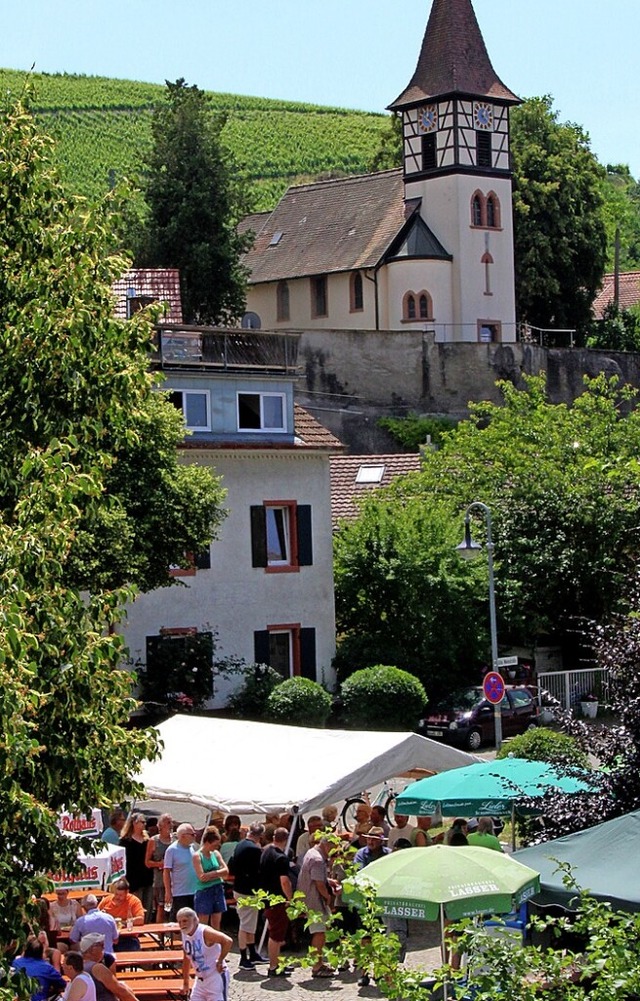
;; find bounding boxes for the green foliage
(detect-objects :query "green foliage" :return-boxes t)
[601,162,640,271]
[511,96,607,334]
[334,496,488,697]
[136,79,252,325]
[378,413,456,451]
[339,666,427,730]
[496,728,588,768]
[139,632,214,712]
[586,302,640,352]
[0,97,226,972]
[265,677,332,727]
[0,69,389,212]
[227,663,284,719]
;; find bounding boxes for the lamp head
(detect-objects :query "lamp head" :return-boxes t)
[456,521,483,560]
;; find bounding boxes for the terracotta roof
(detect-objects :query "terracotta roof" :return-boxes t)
[294,404,344,450]
[389,0,519,110]
[112,269,183,322]
[242,170,415,284]
[593,272,640,319]
[330,453,422,523]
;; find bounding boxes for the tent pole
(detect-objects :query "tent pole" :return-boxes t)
[440,904,449,1001]
[511,804,516,852]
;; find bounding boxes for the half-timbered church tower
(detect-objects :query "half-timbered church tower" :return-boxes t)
[242,0,520,342]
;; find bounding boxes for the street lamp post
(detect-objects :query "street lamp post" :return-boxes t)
[456,501,503,750]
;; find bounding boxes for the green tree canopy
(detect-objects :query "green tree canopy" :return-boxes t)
[0,97,226,971]
[136,78,253,325]
[511,96,607,333]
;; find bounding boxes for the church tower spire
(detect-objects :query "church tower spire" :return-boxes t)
[389,0,519,111]
[388,0,519,343]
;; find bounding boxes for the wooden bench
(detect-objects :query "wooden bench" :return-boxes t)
[118,979,188,999]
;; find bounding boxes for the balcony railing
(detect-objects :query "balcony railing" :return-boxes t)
[153,325,300,374]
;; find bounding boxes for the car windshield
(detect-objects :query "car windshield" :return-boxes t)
[433,688,480,712]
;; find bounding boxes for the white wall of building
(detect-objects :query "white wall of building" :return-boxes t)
[119,448,337,707]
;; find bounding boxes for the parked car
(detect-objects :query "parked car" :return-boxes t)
[417,685,539,750]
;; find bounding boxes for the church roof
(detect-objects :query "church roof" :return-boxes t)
[389,0,519,110]
[593,271,640,319]
[242,169,420,284]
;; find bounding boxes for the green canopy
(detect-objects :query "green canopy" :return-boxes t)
[514,810,640,912]
[395,756,594,817]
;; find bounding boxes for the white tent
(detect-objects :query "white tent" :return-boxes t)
[136,715,479,814]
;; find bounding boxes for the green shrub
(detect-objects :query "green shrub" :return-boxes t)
[339,665,426,730]
[496,727,588,768]
[265,677,333,728]
[227,663,283,719]
[378,413,456,451]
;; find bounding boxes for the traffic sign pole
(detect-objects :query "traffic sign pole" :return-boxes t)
[482,671,505,750]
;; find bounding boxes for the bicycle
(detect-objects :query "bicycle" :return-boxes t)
[340,770,435,832]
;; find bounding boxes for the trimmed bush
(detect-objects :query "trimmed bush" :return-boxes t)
[227,663,283,719]
[496,727,588,768]
[339,665,427,731]
[265,677,333,728]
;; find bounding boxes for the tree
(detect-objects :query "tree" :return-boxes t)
[511,96,607,334]
[336,376,640,689]
[333,496,488,697]
[0,97,225,973]
[137,79,253,325]
[586,301,640,353]
[601,162,640,271]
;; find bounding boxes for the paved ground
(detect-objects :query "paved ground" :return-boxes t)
[222,920,443,1000]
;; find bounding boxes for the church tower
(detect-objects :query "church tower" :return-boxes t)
[388,0,520,342]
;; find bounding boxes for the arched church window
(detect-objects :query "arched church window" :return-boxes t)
[419,292,433,319]
[276,280,290,322]
[350,271,364,312]
[471,192,484,227]
[404,293,416,320]
[486,193,500,228]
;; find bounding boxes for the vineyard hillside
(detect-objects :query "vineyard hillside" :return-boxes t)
[0,69,390,211]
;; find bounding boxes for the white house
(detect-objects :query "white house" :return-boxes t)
[118,325,343,707]
[241,0,519,344]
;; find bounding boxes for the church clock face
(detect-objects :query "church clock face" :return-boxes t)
[418,105,438,133]
[474,101,493,130]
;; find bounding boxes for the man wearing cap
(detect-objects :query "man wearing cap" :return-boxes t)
[467,816,504,852]
[177,907,232,1001]
[353,827,390,869]
[163,824,199,918]
[69,895,118,956]
[79,935,139,1001]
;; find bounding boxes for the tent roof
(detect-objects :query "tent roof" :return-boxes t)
[136,715,479,815]
[514,810,640,912]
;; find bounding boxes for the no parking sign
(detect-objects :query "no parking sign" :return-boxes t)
[482,671,505,705]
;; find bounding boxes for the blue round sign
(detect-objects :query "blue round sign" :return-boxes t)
[483,671,505,705]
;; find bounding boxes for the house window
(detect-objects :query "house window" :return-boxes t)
[486,193,500,228]
[254,625,317,680]
[251,502,313,572]
[477,131,492,169]
[350,271,364,312]
[471,192,484,227]
[237,392,286,432]
[276,281,290,322]
[422,133,437,171]
[403,290,432,322]
[419,293,431,320]
[404,293,416,320]
[169,389,211,431]
[478,321,502,343]
[311,275,328,318]
[169,548,211,578]
[126,295,154,319]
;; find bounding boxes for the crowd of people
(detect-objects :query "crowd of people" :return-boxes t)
[11,805,505,1000]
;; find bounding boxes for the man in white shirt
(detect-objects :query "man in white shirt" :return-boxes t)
[387,815,416,849]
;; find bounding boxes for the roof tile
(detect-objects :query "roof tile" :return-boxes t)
[112,268,183,322]
[593,272,640,319]
[330,453,422,524]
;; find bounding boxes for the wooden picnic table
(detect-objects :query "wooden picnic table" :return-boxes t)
[114,949,183,971]
[117,923,180,947]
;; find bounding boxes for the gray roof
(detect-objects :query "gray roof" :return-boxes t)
[243,169,417,284]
